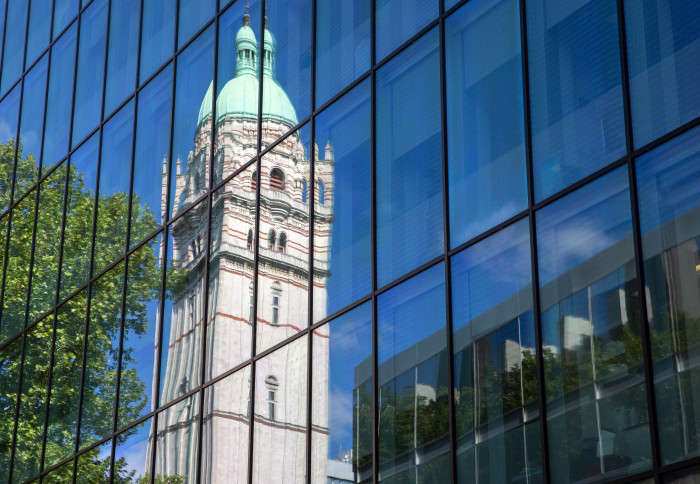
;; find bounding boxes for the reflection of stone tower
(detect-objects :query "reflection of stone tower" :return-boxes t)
[154,10,332,484]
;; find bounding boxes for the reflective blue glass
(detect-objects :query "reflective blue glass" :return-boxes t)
[377,262,449,482]
[93,99,134,276]
[0,0,28,95]
[0,0,6,78]
[178,0,215,48]
[43,24,77,170]
[0,83,20,213]
[104,0,140,117]
[375,0,438,62]
[527,0,626,201]
[53,0,79,37]
[132,65,172,239]
[15,55,48,201]
[446,0,526,247]
[315,0,370,107]
[140,0,176,84]
[313,79,371,322]
[376,28,443,287]
[625,0,700,148]
[637,125,700,465]
[71,0,107,147]
[25,0,51,69]
[312,302,373,481]
[170,27,214,217]
[537,167,652,482]
[451,219,541,483]
[114,418,152,481]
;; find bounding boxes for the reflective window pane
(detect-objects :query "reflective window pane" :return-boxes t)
[43,460,74,483]
[252,336,307,482]
[527,0,626,200]
[315,0,370,107]
[43,24,77,170]
[312,302,373,483]
[625,0,700,147]
[140,0,176,84]
[153,392,200,483]
[114,418,153,482]
[637,125,700,465]
[255,125,310,355]
[376,28,443,287]
[451,219,541,483]
[104,0,140,117]
[202,366,251,483]
[25,0,51,69]
[0,336,22,476]
[0,83,21,212]
[75,439,111,483]
[71,0,108,147]
[537,167,652,482]
[170,27,214,218]
[377,263,449,482]
[375,0,438,62]
[0,0,28,95]
[206,173,254,382]
[313,79,371,323]
[446,0,526,247]
[178,0,215,49]
[53,0,79,37]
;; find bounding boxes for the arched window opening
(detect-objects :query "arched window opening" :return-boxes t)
[270,168,285,190]
[302,179,308,203]
[247,230,253,250]
[271,282,281,326]
[268,230,276,251]
[248,282,254,323]
[251,170,257,190]
[318,179,325,205]
[265,375,279,421]
[277,233,286,253]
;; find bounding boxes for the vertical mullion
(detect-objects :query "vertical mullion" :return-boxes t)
[370,0,378,481]
[247,1,267,482]
[519,0,551,482]
[438,0,458,482]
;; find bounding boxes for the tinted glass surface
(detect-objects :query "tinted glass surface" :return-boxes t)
[25,0,51,69]
[153,393,200,483]
[104,0,140,117]
[75,439,111,483]
[0,0,28,95]
[0,337,21,477]
[140,0,176,84]
[114,418,153,482]
[178,0,215,49]
[53,0,79,38]
[376,0,437,62]
[376,28,443,287]
[0,83,21,213]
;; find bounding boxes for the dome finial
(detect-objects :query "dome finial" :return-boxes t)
[264,15,268,29]
[243,0,250,26]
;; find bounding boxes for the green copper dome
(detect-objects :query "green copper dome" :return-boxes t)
[198,81,214,125]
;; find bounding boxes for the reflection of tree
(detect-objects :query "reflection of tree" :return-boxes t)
[0,139,161,482]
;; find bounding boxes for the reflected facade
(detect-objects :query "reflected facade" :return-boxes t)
[0,0,700,483]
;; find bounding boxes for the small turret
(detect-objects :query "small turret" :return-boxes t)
[324,141,334,162]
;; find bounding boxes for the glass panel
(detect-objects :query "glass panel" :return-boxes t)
[376,28,443,287]
[206,173,255,382]
[140,0,176,84]
[0,83,20,212]
[377,263,449,483]
[114,417,153,482]
[71,0,107,147]
[313,79,371,322]
[0,0,28,95]
[446,0,527,247]
[1,191,36,343]
[132,65,172,240]
[637,125,700,465]
[252,336,307,482]
[625,0,700,147]
[262,0,311,135]
[312,302,373,483]
[664,465,700,483]
[118,234,162,430]
[15,55,49,201]
[375,0,437,62]
[315,0,370,107]
[60,133,98,301]
[0,0,6,79]
[53,0,79,37]
[104,0,140,117]
[160,200,207,406]
[25,0,51,69]
[43,24,77,171]
[170,26,214,218]
[93,100,134,276]
[178,0,215,49]
[153,392,200,483]
[0,337,22,477]
[12,316,53,484]
[527,0,626,201]
[75,438,111,483]
[214,0,261,187]
[202,366,251,483]
[255,125,310,354]
[79,263,124,451]
[537,167,652,482]
[45,292,87,469]
[43,460,74,483]
[28,168,66,323]
[451,219,541,483]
